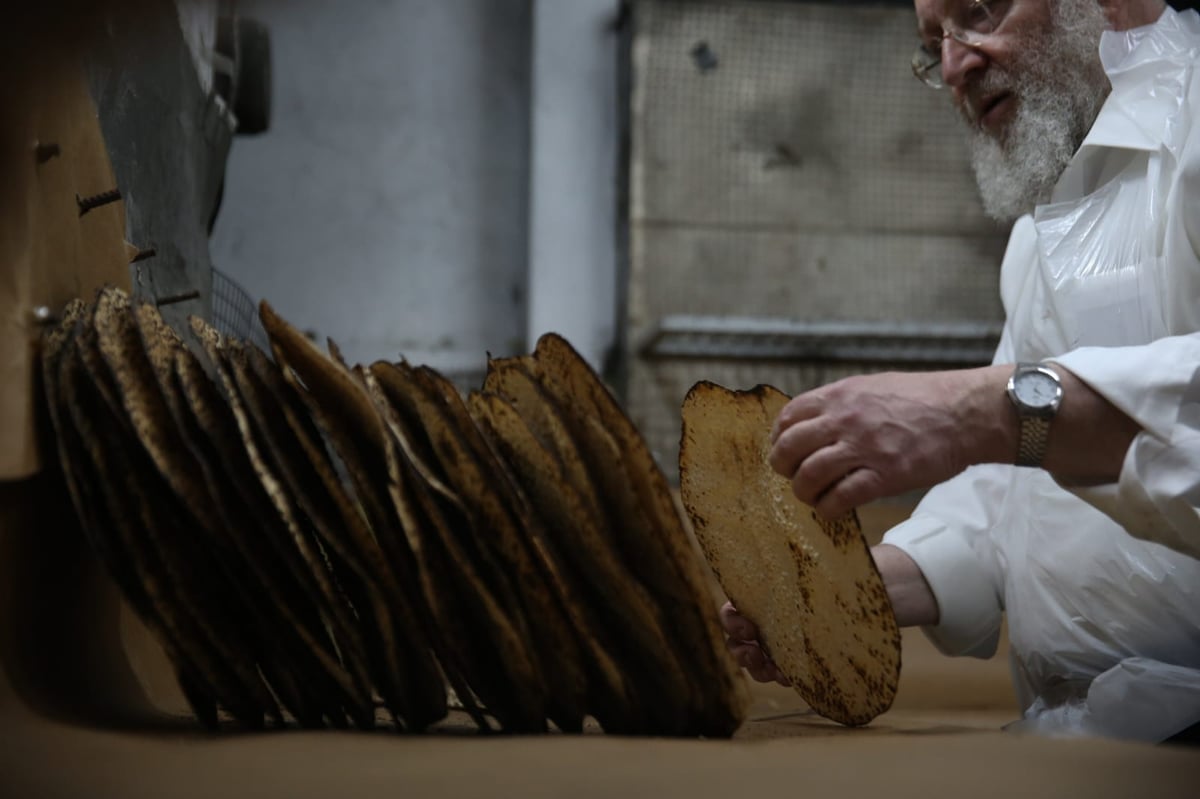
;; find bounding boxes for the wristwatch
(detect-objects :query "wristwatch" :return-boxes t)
[1006,362,1063,468]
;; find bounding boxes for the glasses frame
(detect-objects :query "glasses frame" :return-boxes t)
[911,0,1012,89]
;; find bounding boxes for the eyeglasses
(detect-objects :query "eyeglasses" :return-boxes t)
[911,0,1014,89]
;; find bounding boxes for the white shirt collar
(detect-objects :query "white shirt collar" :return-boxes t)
[1077,7,1199,154]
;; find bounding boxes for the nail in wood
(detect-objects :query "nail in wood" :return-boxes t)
[34,142,61,164]
[76,188,122,216]
[32,306,58,325]
[156,290,200,307]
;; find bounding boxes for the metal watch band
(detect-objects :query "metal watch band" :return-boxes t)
[1015,416,1051,468]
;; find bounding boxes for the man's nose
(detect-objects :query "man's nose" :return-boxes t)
[940,35,988,90]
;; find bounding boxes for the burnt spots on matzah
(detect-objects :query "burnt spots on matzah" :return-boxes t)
[537,337,747,737]
[43,289,765,737]
[820,513,862,550]
[786,540,815,609]
[680,380,901,728]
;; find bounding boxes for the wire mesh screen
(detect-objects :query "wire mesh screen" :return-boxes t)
[211,267,270,352]
[625,0,1009,480]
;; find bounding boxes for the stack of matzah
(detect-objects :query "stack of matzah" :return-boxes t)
[39,286,749,736]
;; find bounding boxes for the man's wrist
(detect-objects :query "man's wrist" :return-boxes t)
[871,544,938,627]
[956,364,1020,468]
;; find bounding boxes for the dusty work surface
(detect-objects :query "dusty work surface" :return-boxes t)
[2,637,1197,799]
[2,503,1198,798]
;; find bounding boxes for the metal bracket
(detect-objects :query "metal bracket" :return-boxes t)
[638,315,1002,365]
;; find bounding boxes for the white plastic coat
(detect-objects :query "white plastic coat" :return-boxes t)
[883,8,1200,742]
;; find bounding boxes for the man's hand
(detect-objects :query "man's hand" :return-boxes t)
[720,548,937,686]
[768,363,1141,518]
[719,601,790,686]
[768,366,1011,519]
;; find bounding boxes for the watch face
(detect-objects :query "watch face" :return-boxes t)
[1014,369,1060,409]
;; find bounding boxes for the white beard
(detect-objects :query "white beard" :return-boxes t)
[966,0,1112,223]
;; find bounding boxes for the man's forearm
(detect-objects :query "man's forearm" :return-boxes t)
[768,359,1143,520]
[965,363,1141,484]
[871,543,938,627]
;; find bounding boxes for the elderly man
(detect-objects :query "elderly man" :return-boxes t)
[723,0,1200,742]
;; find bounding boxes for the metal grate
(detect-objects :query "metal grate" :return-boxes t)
[625,0,1010,481]
[629,0,1007,327]
[640,315,1002,365]
[211,266,270,352]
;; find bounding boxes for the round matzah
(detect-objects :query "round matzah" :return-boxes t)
[531,334,749,737]
[467,387,651,734]
[679,381,901,727]
[256,304,449,730]
[368,359,549,733]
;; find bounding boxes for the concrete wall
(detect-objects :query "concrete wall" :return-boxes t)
[625,1,1009,476]
[209,0,626,381]
[207,0,1007,482]
[526,0,622,373]
[209,0,536,377]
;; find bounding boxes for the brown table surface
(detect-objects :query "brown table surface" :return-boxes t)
[3,501,1197,798]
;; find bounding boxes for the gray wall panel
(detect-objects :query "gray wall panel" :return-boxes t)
[628,0,1010,480]
[632,1,997,232]
[209,0,533,377]
[634,226,1005,325]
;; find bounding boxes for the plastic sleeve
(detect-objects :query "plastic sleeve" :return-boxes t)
[882,464,1011,659]
[1048,335,1200,559]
